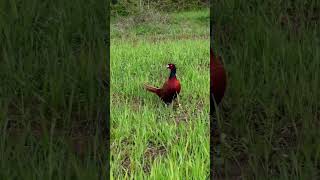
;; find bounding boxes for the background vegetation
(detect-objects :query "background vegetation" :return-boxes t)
[111,0,208,16]
[0,0,107,179]
[212,0,320,179]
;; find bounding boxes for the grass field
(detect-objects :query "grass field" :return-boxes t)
[111,9,210,178]
[212,1,320,179]
[0,1,107,179]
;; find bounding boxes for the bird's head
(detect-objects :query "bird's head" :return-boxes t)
[166,63,176,70]
[167,63,177,79]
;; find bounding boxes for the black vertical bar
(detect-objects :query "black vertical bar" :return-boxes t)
[106,0,110,179]
[210,1,213,178]
[210,0,216,179]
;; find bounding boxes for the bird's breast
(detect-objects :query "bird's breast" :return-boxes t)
[211,62,226,104]
[162,79,180,93]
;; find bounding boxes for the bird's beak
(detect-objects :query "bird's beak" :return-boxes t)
[166,64,169,68]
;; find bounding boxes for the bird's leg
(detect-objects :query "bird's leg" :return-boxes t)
[173,94,181,109]
[176,93,181,107]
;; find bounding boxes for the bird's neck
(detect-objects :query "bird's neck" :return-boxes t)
[210,48,223,66]
[169,68,177,79]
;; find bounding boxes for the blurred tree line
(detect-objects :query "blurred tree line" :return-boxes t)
[111,0,209,16]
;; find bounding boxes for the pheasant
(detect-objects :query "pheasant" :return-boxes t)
[210,48,227,112]
[144,63,181,105]
[210,48,228,180]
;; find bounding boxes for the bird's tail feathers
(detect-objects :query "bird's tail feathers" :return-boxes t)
[144,84,160,94]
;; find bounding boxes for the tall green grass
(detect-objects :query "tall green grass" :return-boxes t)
[111,10,210,179]
[212,0,320,179]
[0,0,107,179]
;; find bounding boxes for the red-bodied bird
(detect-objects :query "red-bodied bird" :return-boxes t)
[144,63,181,105]
[210,48,227,110]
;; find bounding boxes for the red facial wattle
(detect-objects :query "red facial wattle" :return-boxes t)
[167,64,175,70]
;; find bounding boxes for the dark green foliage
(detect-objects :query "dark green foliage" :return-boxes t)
[212,0,320,179]
[0,0,108,178]
[111,0,209,16]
